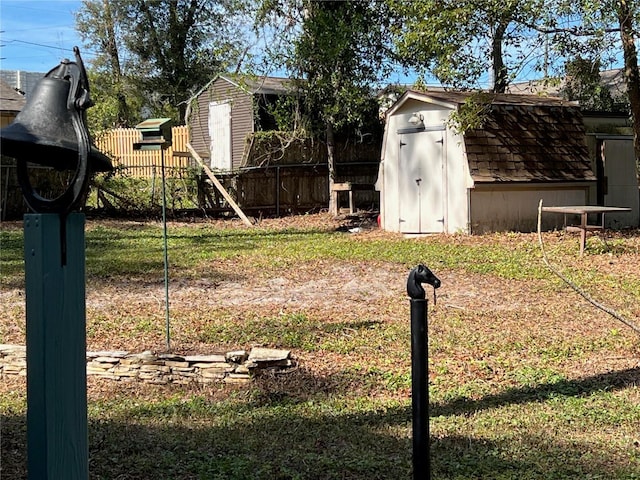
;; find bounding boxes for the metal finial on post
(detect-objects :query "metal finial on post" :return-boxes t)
[407,264,441,480]
[407,264,441,300]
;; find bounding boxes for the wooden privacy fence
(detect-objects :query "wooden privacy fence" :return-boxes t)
[89,126,381,215]
[95,126,192,177]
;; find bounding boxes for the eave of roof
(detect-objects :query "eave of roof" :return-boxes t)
[416,89,574,106]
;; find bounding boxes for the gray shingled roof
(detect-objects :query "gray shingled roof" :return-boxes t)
[411,90,596,183]
[0,79,26,113]
[220,75,296,96]
[507,68,626,98]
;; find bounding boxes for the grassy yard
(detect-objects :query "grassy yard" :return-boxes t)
[1,214,639,479]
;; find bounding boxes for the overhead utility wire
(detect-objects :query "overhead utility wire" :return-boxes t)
[1,39,98,57]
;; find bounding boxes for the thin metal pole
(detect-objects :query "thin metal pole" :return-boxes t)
[410,297,429,480]
[160,149,170,351]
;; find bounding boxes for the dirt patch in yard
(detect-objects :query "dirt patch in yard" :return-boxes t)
[1,213,639,382]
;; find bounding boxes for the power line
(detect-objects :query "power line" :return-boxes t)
[1,3,80,15]
[2,39,76,52]
[1,39,97,57]
[3,25,77,33]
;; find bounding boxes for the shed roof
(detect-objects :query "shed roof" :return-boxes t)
[401,90,596,183]
[219,75,296,96]
[0,79,26,113]
[404,89,576,108]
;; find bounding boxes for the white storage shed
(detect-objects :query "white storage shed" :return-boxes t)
[377,90,602,234]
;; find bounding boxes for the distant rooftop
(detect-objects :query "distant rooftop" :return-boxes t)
[507,68,626,98]
[0,70,45,98]
[0,79,26,113]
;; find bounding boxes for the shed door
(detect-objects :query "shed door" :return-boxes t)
[398,130,445,233]
[209,101,232,170]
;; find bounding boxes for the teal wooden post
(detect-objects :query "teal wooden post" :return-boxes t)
[24,213,88,480]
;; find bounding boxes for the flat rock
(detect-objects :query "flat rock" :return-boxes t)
[164,360,190,368]
[86,350,129,359]
[192,362,229,369]
[184,354,227,363]
[94,356,122,364]
[158,354,185,362]
[225,350,247,363]
[248,347,290,363]
[0,344,25,354]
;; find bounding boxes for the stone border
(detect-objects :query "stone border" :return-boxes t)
[0,344,294,385]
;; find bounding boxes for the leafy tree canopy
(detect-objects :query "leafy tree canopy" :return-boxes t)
[258,0,393,136]
[389,0,549,92]
[77,0,252,128]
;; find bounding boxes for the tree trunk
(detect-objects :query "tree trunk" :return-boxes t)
[326,121,337,215]
[103,0,129,127]
[617,0,640,167]
[491,21,509,93]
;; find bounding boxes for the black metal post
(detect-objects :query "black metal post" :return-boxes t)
[407,264,440,480]
[410,297,429,480]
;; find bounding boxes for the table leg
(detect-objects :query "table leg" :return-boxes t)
[579,213,587,255]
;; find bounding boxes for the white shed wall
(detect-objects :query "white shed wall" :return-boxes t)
[445,125,472,233]
[470,185,592,233]
[379,113,401,231]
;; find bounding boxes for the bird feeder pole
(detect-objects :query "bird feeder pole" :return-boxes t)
[134,118,173,351]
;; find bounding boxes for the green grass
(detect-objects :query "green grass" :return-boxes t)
[197,312,404,354]
[1,219,640,479]
[1,223,553,285]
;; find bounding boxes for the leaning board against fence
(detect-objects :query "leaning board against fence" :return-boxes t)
[95,126,192,178]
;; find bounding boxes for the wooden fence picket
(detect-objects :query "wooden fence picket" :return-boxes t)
[95,126,192,178]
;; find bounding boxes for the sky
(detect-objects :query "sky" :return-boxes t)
[1,1,87,73]
[0,0,422,85]
[0,1,624,88]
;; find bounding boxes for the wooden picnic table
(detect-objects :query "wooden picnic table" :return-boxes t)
[542,205,632,255]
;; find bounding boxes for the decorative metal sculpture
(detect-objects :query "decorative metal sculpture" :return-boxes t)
[407,264,441,300]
